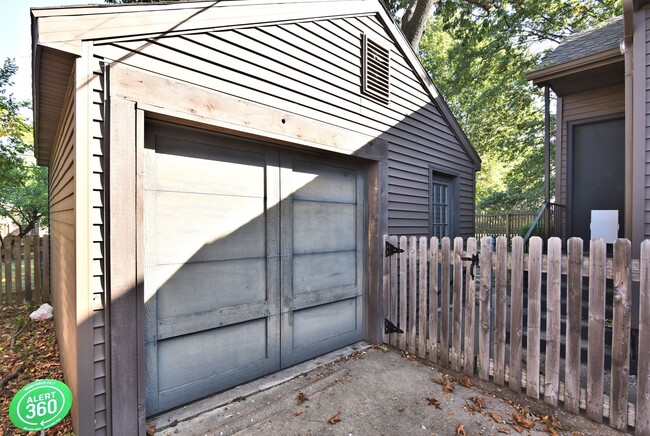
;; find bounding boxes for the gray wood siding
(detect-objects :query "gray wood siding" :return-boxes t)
[558,83,624,206]
[48,75,78,430]
[90,64,108,435]
[94,14,476,239]
[645,8,650,240]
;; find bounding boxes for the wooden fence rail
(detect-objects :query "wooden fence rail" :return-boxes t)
[1,235,50,306]
[383,234,650,433]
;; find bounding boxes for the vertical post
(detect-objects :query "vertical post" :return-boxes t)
[544,85,551,240]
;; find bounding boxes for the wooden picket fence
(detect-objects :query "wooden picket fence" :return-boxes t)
[475,211,535,242]
[382,234,650,433]
[1,235,50,306]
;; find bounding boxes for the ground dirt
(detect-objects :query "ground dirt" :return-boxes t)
[0,304,74,435]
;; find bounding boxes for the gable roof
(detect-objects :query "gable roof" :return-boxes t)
[526,15,624,95]
[539,15,623,69]
[32,0,480,168]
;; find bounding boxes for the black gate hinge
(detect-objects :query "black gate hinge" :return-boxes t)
[385,319,404,334]
[385,241,404,257]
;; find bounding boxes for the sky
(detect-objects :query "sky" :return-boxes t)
[3,0,91,119]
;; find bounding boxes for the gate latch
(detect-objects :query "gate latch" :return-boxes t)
[384,319,404,334]
[460,253,480,279]
[385,241,404,257]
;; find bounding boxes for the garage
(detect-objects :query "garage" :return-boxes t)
[143,122,365,414]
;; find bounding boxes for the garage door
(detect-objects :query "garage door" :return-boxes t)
[144,122,365,415]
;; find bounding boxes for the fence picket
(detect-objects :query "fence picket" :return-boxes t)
[478,236,492,380]
[14,238,22,303]
[637,240,650,433]
[42,235,49,300]
[440,237,451,368]
[587,238,606,422]
[610,238,631,430]
[418,237,428,359]
[509,236,524,392]
[527,236,542,399]
[24,236,32,301]
[33,235,42,304]
[408,236,417,355]
[493,236,507,386]
[451,237,463,372]
[383,235,390,345]
[463,237,477,376]
[544,237,562,406]
[428,237,439,363]
[399,236,407,351]
[565,237,583,413]
[4,236,13,305]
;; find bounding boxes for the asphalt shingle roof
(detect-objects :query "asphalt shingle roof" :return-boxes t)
[539,15,623,68]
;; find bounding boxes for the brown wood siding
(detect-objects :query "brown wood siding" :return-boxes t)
[94,14,476,239]
[90,65,108,434]
[558,83,624,206]
[48,75,78,430]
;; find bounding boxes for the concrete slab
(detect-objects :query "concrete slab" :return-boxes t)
[150,343,626,435]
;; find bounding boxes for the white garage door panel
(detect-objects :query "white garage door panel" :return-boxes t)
[154,191,266,265]
[292,251,356,294]
[292,201,357,254]
[293,298,359,353]
[291,160,357,203]
[154,137,266,197]
[145,122,364,416]
[155,258,267,318]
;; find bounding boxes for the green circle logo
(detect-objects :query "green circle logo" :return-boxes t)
[9,379,72,432]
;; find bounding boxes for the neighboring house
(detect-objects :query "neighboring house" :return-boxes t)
[31,1,480,434]
[527,1,650,255]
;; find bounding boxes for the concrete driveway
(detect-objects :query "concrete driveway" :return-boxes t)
[150,343,624,435]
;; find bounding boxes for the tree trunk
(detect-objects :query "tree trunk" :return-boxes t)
[401,0,437,51]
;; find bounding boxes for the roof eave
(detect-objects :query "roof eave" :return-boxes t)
[527,47,622,87]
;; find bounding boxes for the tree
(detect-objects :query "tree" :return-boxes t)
[0,58,48,239]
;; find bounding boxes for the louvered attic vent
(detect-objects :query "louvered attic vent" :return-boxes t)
[362,34,390,104]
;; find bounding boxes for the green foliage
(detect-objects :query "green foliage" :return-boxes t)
[0,58,48,237]
[414,0,621,213]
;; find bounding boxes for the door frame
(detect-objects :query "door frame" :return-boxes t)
[566,113,625,240]
[106,63,387,433]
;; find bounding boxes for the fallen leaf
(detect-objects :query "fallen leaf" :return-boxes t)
[469,397,486,411]
[512,424,524,432]
[497,427,511,434]
[327,411,341,425]
[293,411,303,417]
[456,422,467,435]
[442,380,454,393]
[458,375,472,387]
[489,412,505,423]
[146,425,156,435]
[432,377,446,385]
[545,426,559,436]
[426,397,442,409]
[398,407,406,413]
[297,392,309,404]
[513,412,535,429]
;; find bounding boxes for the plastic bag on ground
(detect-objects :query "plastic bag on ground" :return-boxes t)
[30,303,54,321]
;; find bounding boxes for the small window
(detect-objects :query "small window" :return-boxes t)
[430,170,458,239]
[362,34,390,104]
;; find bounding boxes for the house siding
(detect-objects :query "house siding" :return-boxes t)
[644,7,650,240]
[558,82,624,206]
[48,75,78,430]
[94,14,476,239]
[90,63,108,435]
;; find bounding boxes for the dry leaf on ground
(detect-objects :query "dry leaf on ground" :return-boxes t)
[297,392,309,404]
[456,422,467,435]
[470,396,486,411]
[458,375,472,387]
[426,397,442,409]
[327,411,341,424]
[497,427,511,434]
[513,412,535,429]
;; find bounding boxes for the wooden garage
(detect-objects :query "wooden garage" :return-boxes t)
[31,1,480,434]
